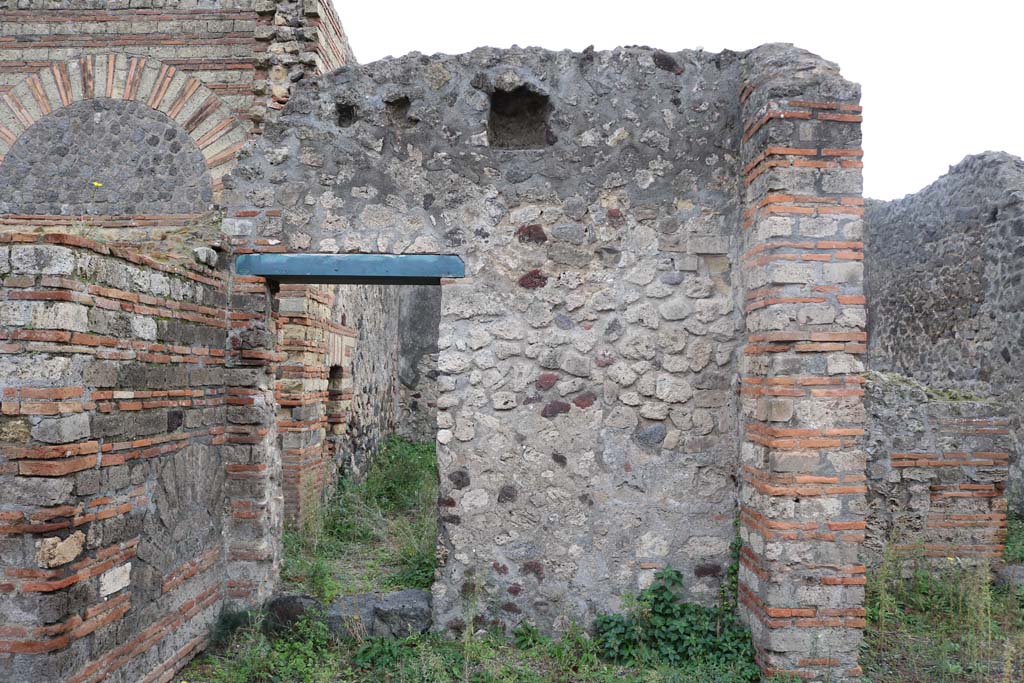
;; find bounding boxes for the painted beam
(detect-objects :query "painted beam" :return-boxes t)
[234,253,465,284]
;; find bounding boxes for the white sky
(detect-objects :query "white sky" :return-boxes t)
[335,0,1023,201]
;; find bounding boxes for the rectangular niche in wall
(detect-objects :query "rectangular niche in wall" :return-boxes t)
[488,86,551,149]
[336,102,356,127]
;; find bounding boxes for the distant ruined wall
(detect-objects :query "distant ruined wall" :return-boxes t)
[864,373,1012,564]
[397,285,441,442]
[865,152,1024,515]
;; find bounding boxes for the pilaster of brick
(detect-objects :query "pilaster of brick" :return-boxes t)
[274,283,354,526]
[223,272,283,609]
[736,45,867,682]
[0,233,227,683]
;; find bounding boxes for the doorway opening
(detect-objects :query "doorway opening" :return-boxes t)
[239,253,459,630]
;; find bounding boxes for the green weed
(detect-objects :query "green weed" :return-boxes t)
[863,545,1024,682]
[1005,518,1024,564]
[197,614,339,683]
[280,436,439,600]
[592,567,759,680]
[187,620,785,683]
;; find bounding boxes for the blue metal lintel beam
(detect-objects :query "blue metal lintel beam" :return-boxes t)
[235,253,465,284]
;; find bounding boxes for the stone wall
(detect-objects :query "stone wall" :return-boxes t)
[397,285,441,442]
[224,44,748,635]
[0,233,229,683]
[331,284,401,478]
[865,153,1024,393]
[0,98,214,217]
[864,372,1012,563]
[865,152,1024,512]
[221,43,867,682]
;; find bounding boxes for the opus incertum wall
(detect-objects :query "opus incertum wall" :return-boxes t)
[222,43,868,682]
[0,54,244,227]
[0,97,214,217]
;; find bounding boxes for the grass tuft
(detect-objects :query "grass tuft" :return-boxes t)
[185,615,798,683]
[863,544,1024,682]
[281,436,438,601]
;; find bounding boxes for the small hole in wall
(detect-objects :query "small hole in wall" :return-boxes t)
[386,96,417,128]
[336,103,356,127]
[327,365,345,397]
[488,86,551,149]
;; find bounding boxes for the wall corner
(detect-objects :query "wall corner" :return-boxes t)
[735,44,867,683]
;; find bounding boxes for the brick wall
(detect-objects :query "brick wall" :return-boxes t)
[865,373,1011,563]
[221,271,281,610]
[737,47,867,682]
[0,0,353,238]
[274,283,355,525]
[0,233,229,683]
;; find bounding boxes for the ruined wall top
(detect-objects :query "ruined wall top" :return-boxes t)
[225,42,856,257]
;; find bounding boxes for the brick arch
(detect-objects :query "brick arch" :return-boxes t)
[0,54,247,195]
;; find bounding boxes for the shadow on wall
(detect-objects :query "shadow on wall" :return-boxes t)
[333,283,403,479]
[397,285,441,443]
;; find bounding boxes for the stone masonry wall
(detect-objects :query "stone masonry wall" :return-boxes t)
[0,28,877,683]
[865,152,1024,513]
[219,44,867,683]
[865,153,1024,394]
[397,285,441,442]
[0,98,214,217]
[864,373,1012,564]
[224,45,749,632]
[331,284,400,478]
[0,233,229,683]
